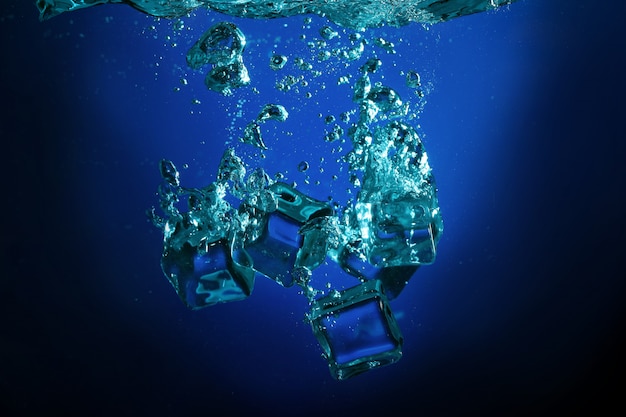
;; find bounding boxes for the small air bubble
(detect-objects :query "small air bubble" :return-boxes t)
[297,161,310,172]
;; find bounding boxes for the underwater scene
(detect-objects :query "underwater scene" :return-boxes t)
[2,0,625,415]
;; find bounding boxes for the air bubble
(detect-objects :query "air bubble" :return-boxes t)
[297,161,310,172]
[406,70,421,88]
[319,26,339,40]
[270,54,288,70]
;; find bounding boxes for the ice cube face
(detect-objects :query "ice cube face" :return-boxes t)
[245,212,303,287]
[308,280,403,380]
[161,238,255,309]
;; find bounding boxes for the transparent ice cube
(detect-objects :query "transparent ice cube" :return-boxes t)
[308,280,403,380]
[245,212,302,287]
[359,192,443,267]
[161,238,255,309]
[244,182,333,286]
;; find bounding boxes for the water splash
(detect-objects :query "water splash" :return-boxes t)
[37,0,519,29]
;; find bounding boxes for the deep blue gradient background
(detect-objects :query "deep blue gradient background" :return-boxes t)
[1,1,625,415]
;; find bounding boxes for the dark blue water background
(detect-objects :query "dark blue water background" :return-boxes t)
[2,1,625,415]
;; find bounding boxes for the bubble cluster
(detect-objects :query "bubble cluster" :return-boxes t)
[186,22,250,95]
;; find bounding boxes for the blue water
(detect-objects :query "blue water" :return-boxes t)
[2,0,625,415]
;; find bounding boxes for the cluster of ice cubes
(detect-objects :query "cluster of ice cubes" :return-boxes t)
[149,120,442,378]
[33,0,464,380]
[146,13,443,379]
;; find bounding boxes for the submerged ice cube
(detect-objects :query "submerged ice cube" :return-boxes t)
[308,279,403,380]
[161,238,255,309]
[154,157,256,308]
[356,193,442,267]
[244,182,333,286]
[244,211,303,287]
[354,121,444,267]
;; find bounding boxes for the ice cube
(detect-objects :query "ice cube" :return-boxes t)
[308,280,403,380]
[161,238,255,309]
